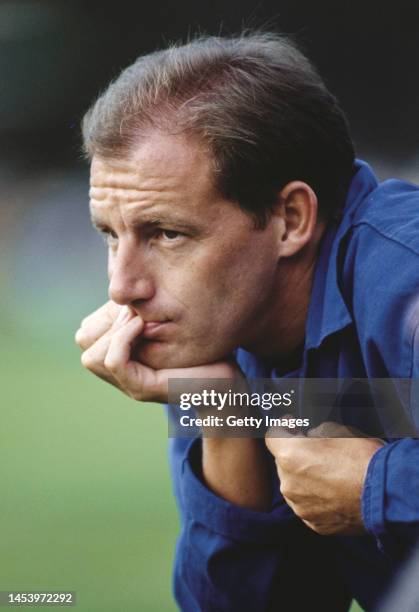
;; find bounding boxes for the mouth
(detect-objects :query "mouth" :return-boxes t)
[142,320,172,339]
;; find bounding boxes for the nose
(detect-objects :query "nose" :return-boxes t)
[108,242,155,306]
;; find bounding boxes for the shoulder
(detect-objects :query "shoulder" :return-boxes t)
[338,179,419,377]
[350,178,419,256]
[340,176,419,294]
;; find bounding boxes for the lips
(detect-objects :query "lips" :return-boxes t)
[142,320,171,339]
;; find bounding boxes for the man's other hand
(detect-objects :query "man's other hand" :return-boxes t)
[265,422,384,535]
[75,302,239,404]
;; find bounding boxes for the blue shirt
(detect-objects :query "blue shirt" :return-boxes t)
[168,161,419,611]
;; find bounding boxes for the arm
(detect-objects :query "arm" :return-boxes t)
[170,436,352,612]
[202,437,272,512]
[361,335,419,556]
[344,217,419,556]
[264,213,419,551]
[76,304,351,611]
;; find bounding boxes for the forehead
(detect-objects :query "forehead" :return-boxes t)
[90,132,217,207]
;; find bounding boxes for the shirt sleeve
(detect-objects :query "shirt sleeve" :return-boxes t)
[346,222,419,557]
[362,324,419,557]
[362,439,419,558]
[170,436,352,612]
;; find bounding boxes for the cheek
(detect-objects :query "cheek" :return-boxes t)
[153,258,229,327]
[203,241,276,299]
[153,234,277,318]
[178,247,271,322]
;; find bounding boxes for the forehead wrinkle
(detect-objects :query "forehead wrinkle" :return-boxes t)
[91,155,189,189]
[90,194,198,232]
[90,169,183,192]
[89,135,221,225]
[90,165,190,210]
[89,183,180,205]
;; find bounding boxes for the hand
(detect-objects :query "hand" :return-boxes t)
[75,302,240,404]
[265,421,385,535]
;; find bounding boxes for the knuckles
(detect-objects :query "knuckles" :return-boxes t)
[295,507,316,522]
[75,328,89,350]
[274,443,301,470]
[279,480,293,501]
[278,472,301,502]
[279,485,320,525]
[80,350,95,370]
[103,355,118,372]
[308,423,329,437]
[308,422,340,438]
[303,520,337,536]
[279,479,303,507]
[81,351,119,374]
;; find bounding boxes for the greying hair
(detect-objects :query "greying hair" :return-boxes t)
[82,32,355,226]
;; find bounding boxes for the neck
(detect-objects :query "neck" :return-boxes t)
[243,227,325,366]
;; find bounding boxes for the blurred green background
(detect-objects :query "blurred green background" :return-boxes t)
[1,325,178,611]
[0,335,363,612]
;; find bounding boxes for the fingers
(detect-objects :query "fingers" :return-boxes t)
[75,301,123,350]
[104,317,144,372]
[265,411,309,466]
[265,426,297,440]
[104,317,164,401]
[265,427,299,458]
[79,307,138,386]
[80,328,116,383]
[306,421,363,438]
[77,302,166,402]
[265,413,303,443]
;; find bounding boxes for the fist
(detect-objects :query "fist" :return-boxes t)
[75,301,242,405]
[75,301,143,391]
[265,422,384,535]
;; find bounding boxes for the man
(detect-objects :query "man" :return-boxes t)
[75,33,419,611]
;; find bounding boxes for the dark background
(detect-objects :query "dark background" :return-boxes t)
[2,0,418,166]
[0,2,417,610]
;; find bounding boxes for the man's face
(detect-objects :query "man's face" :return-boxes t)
[89,133,281,369]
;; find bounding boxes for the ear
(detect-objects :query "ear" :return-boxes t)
[274,181,319,258]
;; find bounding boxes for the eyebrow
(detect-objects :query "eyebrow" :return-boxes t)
[89,211,200,234]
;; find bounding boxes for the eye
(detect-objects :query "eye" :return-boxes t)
[158,229,183,241]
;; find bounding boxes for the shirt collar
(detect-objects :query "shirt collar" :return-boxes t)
[304,159,379,350]
[236,159,379,378]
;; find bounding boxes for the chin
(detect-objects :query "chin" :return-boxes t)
[133,341,211,370]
